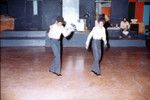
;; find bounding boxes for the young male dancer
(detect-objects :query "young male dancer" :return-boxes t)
[48,16,73,76]
[85,18,107,77]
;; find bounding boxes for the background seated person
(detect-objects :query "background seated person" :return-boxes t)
[119,17,131,39]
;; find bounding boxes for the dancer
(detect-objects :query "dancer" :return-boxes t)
[48,16,73,76]
[95,14,110,48]
[85,17,107,77]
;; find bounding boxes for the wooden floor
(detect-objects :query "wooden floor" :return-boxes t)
[1,47,150,100]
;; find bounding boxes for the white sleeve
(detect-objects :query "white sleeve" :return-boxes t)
[48,24,54,38]
[86,28,95,46]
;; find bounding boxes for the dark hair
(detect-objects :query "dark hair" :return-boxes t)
[56,16,65,23]
[98,18,105,23]
[98,14,105,23]
[99,14,105,19]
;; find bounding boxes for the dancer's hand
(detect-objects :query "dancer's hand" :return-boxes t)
[85,45,88,49]
[69,27,72,30]
[104,41,107,45]
[68,27,73,31]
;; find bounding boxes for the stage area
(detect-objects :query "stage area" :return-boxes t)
[1,31,146,47]
[1,47,150,100]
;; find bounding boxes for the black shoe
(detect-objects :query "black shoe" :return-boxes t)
[56,74,62,76]
[91,70,102,77]
[54,72,62,76]
[53,72,62,76]
[49,70,62,76]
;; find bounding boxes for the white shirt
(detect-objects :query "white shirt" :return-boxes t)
[86,26,106,46]
[48,23,72,39]
[120,21,130,29]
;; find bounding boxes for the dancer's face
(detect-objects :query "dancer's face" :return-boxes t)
[57,21,63,27]
[98,21,104,28]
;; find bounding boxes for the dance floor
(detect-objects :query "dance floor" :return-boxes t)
[1,47,150,100]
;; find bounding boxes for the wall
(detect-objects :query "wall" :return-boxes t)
[79,0,95,30]
[129,0,150,35]
[7,0,95,30]
[128,2,135,20]
[129,0,146,22]
[25,1,42,30]
[134,2,144,22]
[143,4,150,34]
[62,0,79,24]
[41,0,61,30]
[102,7,111,16]
[111,0,129,24]
[0,2,8,14]
[7,0,61,30]
[8,0,27,30]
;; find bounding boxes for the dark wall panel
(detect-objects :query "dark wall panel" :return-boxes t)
[41,0,61,30]
[111,0,129,24]
[0,4,8,14]
[7,0,95,30]
[7,0,130,30]
[26,1,42,30]
[8,0,27,30]
[128,2,135,21]
[80,0,95,30]
[8,0,61,30]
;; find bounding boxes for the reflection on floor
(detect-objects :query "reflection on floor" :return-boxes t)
[1,47,150,100]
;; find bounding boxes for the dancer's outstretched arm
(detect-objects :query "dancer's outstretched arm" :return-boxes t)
[85,28,95,49]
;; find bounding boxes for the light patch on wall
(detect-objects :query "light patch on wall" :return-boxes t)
[33,0,38,15]
[62,0,79,24]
